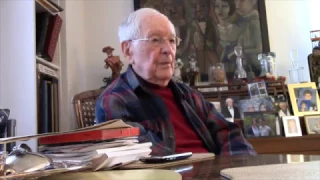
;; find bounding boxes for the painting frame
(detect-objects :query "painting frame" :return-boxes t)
[288,83,320,117]
[304,115,320,135]
[282,116,302,137]
[243,111,281,138]
[133,0,270,81]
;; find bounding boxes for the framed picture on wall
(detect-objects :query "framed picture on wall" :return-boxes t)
[288,83,320,116]
[134,0,270,81]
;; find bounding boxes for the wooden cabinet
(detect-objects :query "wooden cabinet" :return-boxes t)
[248,135,320,155]
[193,80,320,155]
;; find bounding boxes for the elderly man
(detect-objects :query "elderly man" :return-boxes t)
[95,8,255,156]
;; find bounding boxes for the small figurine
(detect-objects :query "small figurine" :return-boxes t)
[173,58,184,82]
[102,46,124,81]
[186,54,200,86]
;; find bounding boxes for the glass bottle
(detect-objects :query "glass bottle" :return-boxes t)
[288,50,304,83]
[233,46,247,79]
[258,52,276,77]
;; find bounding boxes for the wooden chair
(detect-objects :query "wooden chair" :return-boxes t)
[72,88,104,128]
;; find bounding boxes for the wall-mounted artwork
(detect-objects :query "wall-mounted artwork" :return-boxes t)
[134,0,270,81]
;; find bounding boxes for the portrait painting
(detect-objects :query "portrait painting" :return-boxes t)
[304,115,320,135]
[288,83,320,117]
[282,116,302,137]
[238,96,274,119]
[134,0,270,81]
[243,112,281,138]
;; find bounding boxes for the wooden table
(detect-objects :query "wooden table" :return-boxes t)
[164,154,320,180]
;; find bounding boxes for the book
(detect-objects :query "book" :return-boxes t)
[0,119,132,144]
[38,127,140,145]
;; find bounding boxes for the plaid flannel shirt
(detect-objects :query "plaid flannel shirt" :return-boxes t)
[95,66,256,156]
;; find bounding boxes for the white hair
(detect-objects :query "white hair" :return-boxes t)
[118,8,174,43]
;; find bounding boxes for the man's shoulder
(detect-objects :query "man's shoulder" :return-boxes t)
[99,74,133,99]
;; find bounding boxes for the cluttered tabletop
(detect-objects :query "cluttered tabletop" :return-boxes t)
[45,154,320,180]
[1,119,320,180]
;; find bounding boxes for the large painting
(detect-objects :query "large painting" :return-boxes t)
[134,0,270,81]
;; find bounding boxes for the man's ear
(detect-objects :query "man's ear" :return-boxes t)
[121,41,133,64]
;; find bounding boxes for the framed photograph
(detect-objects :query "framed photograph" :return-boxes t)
[288,83,320,116]
[243,112,281,138]
[220,96,241,121]
[272,94,292,118]
[304,115,320,134]
[210,101,221,113]
[238,97,274,119]
[134,0,270,81]
[282,116,302,137]
[247,81,268,98]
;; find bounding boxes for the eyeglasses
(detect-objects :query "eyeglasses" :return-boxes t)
[130,36,182,47]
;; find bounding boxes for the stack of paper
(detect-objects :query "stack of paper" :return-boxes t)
[0,119,153,171]
[39,140,152,170]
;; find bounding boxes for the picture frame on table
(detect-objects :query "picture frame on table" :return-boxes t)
[282,116,302,137]
[272,94,292,118]
[247,81,268,98]
[288,83,320,117]
[133,0,270,81]
[220,96,241,122]
[304,115,320,135]
[242,111,281,138]
[238,96,274,119]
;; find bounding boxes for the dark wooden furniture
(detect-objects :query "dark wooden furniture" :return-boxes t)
[248,135,320,155]
[72,88,104,128]
[192,80,288,101]
[193,80,320,155]
[165,154,320,180]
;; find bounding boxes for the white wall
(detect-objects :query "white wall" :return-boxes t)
[0,0,37,149]
[265,0,314,83]
[61,0,133,129]
[82,0,133,90]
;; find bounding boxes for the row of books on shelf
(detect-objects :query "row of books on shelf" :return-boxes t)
[37,64,59,134]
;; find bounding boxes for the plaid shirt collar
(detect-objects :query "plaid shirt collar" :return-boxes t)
[124,65,185,100]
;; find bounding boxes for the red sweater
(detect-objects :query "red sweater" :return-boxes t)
[151,86,208,153]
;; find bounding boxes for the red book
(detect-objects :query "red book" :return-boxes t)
[38,127,139,145]
[44,14,63,61]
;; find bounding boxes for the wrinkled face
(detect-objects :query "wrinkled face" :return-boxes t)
[125,15,176,85]
[234,0,255,15]
[214,0,231,21]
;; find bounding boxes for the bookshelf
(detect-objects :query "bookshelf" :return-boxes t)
[35,0,63,135]
[0,0,65,151]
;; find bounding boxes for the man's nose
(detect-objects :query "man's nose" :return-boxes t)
[160,40,175,55]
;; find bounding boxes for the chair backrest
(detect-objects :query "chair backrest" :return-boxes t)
[72,88,104,128]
